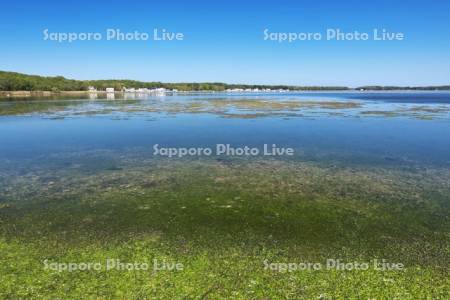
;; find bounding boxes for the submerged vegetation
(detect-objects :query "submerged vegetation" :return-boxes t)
[0,154,449,298]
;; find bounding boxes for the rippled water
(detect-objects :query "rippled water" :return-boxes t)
[1,92,449,168]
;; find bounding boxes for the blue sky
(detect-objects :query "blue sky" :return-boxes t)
[1,0,449,86]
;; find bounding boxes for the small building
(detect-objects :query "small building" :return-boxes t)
[88,86,97,92]
[106,87,114,93]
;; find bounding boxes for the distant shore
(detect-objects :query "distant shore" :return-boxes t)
[2,71,450,99]
[0,90,92,98]
[2,89,450,100]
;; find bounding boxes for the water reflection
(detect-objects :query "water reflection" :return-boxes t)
[88,92,98,100]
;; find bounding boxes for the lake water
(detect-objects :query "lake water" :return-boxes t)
[1,92,450,298]
[1,92,450,170]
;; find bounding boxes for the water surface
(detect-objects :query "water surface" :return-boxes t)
[1,92,450,169]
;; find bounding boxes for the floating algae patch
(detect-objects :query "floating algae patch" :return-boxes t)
[217,112,304,119]
[0,97,364,118]
[0,100,81,116]
[359,104,450,119]
[360,110,398,117]
[405,105,450,113]
[205,98,362,110]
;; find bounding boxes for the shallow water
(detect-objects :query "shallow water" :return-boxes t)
[1,92,450,298]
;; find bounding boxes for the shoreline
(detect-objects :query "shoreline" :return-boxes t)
[2,89,450,100]
[0,90,92,98]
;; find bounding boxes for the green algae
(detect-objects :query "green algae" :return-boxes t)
[0,155,449,298]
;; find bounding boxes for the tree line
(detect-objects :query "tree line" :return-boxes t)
[1,71,449,91]
[0,71,348,91]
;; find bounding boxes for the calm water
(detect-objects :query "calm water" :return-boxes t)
[1,92,450,170]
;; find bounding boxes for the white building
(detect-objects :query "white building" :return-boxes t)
[106,87,115,93]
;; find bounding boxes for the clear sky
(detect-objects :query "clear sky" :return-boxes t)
[1,0,449,86]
